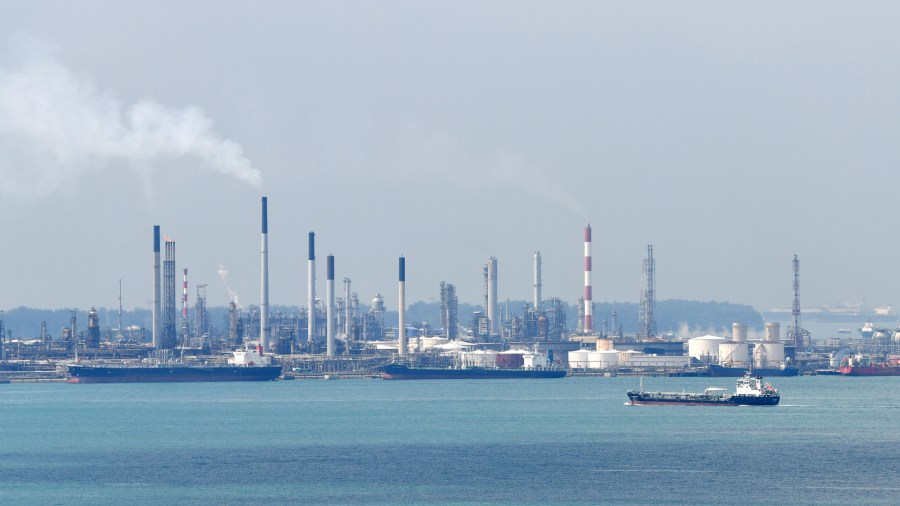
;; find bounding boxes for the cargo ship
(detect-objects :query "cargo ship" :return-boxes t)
[838,355,900,376]
[627,373,780,406]
[66,349,282,383]
[382,364,567,380]
[708,364,799,377]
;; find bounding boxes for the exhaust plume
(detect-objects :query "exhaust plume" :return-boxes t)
[217,264,241,307]
[0,37,262,201]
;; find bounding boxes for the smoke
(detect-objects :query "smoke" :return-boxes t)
[0,36,262,201]
[217,264,241,307]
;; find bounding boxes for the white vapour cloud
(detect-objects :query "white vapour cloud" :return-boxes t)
[0,39,262,200]
[217,264,241,307]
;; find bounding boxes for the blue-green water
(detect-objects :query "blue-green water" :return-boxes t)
[2,376,898,505]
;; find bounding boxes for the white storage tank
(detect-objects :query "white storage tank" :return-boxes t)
[753,341,785,368]
[588,350,619,369]
[718,341,749,367]
[732,323,747,343]
[567,349,591,369]
[688,336,726,362]
[765,322,781,342]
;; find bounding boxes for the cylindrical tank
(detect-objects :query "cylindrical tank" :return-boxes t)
[687,336,726,362]
[765,322,781,342]
[567,349,591,369]
[718,341,749,367]
[588,350,619,369]
[753,341,785,368]
[732,323,747,343]
[596,338,614,351]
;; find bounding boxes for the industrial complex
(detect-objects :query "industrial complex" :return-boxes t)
[1,196,899,382]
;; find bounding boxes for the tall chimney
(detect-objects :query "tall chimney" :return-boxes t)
[343,277,352,338]
[326,254,335,357]
[584,224,593,334]
[533,251,542,311]
[487,257,498,338]
[260,196,269,353]
[152,225,161,349]
[398,256,406,357]
[307,232,316,343]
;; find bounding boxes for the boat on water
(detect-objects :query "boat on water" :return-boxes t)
[838,355,900,376]
[66,348,282,384]
[708,364,799,377]
[627,373,780,406]
[382,364,567,380]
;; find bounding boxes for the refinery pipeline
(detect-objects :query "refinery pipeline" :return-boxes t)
[2,197,899,382]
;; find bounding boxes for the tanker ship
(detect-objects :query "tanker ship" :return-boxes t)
[67,349,282,384]
[627,373,780,406]
[838,355,900,376]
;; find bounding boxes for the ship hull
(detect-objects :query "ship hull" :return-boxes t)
[382,364,566,380]
[627,392,779,406]
[67,365,283,383]
[838,366,900,376]
[708,365,799,377]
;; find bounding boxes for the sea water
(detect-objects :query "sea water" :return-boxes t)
[1,376,898,505]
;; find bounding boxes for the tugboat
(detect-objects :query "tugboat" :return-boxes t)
[627,373,780,406]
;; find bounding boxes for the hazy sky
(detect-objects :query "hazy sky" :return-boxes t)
[1,2,899,315]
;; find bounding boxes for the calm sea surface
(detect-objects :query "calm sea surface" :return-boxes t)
[2,375,898,505]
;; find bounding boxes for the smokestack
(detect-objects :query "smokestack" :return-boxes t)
[260,196,269,353]
[152,225,161,349]
[307,231,316,343]
[182,268,189,320]
[326,255,335,357]
[584,224,593,334]
[343,277,351,338]
[533,251,542,310]
[398,256,406,357]
[487,257,498,337]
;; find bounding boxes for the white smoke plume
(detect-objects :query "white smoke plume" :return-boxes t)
[0,37,262,201]
[217,264,241,307]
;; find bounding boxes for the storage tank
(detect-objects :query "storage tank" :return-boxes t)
[765,322,781,342]
[588,350,619,369]
[568,349,591,369]
[718,341,749,367]
[753,341,785,368]
[687,336,726,362]
[732,323,747,343]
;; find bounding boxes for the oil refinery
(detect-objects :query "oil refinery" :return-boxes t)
[1,196,899,382]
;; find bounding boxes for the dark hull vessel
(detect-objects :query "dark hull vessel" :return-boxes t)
[626,391,780,406]
[708,365,799,377]
[67,365,282,383]
[627,374,780,406]
[382,364,566,380]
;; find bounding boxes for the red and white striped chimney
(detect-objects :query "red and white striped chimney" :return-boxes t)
[584,224,593,334]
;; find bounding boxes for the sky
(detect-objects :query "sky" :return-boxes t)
[1,1,899,315]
